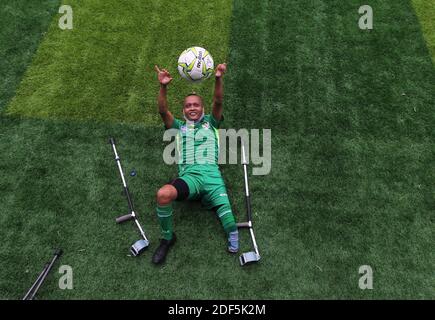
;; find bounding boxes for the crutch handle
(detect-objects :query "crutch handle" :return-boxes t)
[116,214,133,224]
[237,222,251,228]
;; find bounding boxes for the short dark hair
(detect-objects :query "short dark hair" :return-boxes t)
[183,92,204,106]
[185,91,202,99]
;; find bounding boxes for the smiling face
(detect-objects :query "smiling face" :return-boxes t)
[183,95,204,121]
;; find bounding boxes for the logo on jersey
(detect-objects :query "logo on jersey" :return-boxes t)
[202,122,210,130]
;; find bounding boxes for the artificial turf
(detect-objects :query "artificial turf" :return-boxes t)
[0,0,61,111]
[0,0,434,299]
[412,0,435,62]
[6,0,232,123]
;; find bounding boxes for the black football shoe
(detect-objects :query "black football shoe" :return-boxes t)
[152,233,177,265]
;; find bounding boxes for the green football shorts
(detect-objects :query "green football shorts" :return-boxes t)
[178,169,231,210]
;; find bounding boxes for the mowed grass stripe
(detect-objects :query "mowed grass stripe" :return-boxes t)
[6,0,232,124]
[0,117,175,299]
[0,0,60,110]
[412,0,435,63]
[225,0,434,298]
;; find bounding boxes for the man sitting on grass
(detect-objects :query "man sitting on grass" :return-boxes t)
[152,63,238,265]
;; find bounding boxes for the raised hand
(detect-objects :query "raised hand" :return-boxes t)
[155,65,173,85]
[215,63,227,78]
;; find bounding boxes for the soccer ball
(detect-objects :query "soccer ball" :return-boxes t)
[177,47,214,83]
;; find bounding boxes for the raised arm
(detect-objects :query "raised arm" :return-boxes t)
[155,65,174,129]
[212,63,227,121]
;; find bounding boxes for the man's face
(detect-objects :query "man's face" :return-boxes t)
[183,95,204,121]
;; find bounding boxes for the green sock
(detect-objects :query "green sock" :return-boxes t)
[157,204,173,240]
[218,209,237,234]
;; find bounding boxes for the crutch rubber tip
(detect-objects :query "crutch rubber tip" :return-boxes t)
[239,252,261,266]
[130,239,150,256]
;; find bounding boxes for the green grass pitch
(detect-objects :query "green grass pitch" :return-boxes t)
[0,0,434,299]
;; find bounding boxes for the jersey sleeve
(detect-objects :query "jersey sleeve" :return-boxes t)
[168,118,183,130]
[208,113,224,129]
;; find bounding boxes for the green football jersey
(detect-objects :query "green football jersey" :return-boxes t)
[170,114,221,174]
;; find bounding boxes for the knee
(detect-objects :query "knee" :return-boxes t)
[156,185,176,205]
